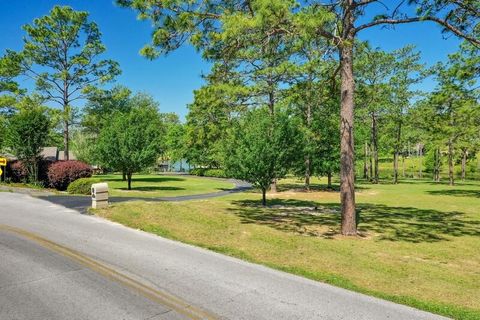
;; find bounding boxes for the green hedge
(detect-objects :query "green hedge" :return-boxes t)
[67,177,101,195]
[190,168,228,178]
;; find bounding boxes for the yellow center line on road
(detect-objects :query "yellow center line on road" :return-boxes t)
[0,224,217,320]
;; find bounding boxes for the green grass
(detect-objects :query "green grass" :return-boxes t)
[94,177,480,319]
[0,182,55,192]
[93,173,234,198]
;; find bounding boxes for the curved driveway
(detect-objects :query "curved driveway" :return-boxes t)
[36,178,252,213]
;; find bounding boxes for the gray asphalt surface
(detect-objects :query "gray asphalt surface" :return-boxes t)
[0,192,448,320]
[35,179,252,214]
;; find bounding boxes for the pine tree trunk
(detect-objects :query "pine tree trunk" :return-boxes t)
[363,141,368,179]
[393,152,399,184]
[434,148,441,182]
[448,140,454,186]
[371,112,379,184]
[305,157,311,191]
[62,76,70,161]
[461,150,467,181]
[339,19,357,236]
[418,145,423,178]
[305,98,312,191]
[63,118,69,161]
[369,143,373,181]
[393,122,401,184]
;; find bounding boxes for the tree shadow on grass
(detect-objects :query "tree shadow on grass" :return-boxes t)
[426,189,480,198]
[398,179,477,187]
[227,199,480,243]
[277,183,340,192]
[277,183,370,192]
[100,176,185,183]
[118,186,185,192]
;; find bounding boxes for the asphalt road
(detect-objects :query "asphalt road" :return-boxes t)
[0,192,448,320]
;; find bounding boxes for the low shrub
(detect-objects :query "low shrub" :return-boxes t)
[203,169,227,178]
[189,168,205,176]
[48,161,92,191]
[67,177,101,195]
[190,168,228,178]
[9,161,28,182]
[38,159,53,186]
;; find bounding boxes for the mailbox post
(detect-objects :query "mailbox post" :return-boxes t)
[91,182,109,209]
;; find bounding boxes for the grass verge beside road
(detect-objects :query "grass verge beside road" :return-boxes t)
[94,178,480,319]
[94,174,235,198]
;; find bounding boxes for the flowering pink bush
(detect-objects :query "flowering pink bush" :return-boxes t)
[47,161,92,190]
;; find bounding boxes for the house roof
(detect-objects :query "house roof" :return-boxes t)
[58,151,77,161]
[40,147,58,161]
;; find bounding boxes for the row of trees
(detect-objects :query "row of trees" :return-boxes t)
[156,41,479,201]
[117,0,480,235]
[2,3,479,236]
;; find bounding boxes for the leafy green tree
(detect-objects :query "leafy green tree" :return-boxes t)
[6,97,51,182]
[18,5,120,160]
[355,44,396,184]
[75,86,132,167]
[225,107,300,205]
[185,82,246,168]
[383,46,424,184]
[96,94,163,190]
[82,86,132,135]
[0,51,23,112]
[420,40,480,185]
[288,73,340,190]
[162,113,186,168]
[119,0,479,235]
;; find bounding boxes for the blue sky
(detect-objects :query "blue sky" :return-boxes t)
[0,0,462,119]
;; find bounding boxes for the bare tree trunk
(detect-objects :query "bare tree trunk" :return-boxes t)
[371,112,379,184]
[363,141,368,179]
[62,72,70,161]
[369,143,373,181]
[63,118,69,161]
[434,147,441,182]
[339,16,357,236]
[418,145,423,178]
[327,171,333,189]
[448,139,454,186]
[127,172,132,190]
[393,152,399,184]
[122,171,127,181]
[402,153,406,178]
[267,79,278,194]
[461,149,467,181]
[262,188,267,206]
[305,101,312,191]
[305,158,311,191]
[393,121,401,184]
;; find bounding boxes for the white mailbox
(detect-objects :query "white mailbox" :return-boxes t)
[91,182,109,209]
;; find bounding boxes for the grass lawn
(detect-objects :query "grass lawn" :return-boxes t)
[94,177,480,319]
[93,174,235,198]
